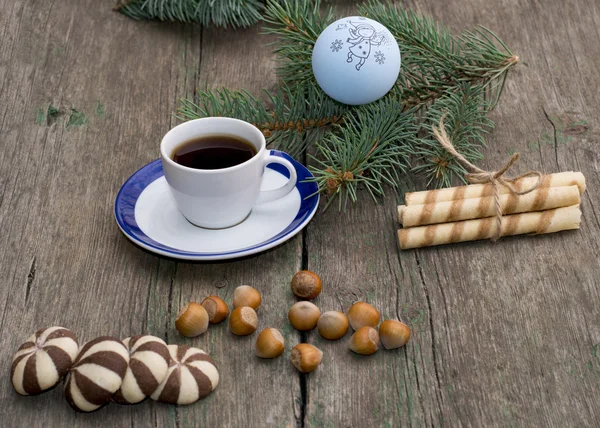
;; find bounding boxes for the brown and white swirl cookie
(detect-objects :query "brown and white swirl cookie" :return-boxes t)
[112,335,171,404]
[65,336,129,412]
[151,344,219,405]
[11,326,79,395]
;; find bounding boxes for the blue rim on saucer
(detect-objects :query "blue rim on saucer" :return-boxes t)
[114,150,319,260]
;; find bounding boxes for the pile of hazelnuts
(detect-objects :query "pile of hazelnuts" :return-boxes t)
[174,270,411,375]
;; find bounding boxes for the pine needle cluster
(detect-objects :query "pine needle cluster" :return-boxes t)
[178,84,347,159]
[115,0,266,27]
[127,0,519,207]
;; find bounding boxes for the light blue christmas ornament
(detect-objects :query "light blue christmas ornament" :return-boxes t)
[312,16,401,105]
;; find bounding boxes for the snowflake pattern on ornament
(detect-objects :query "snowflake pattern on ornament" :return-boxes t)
[374,51,385,65]
[330,39,344,52]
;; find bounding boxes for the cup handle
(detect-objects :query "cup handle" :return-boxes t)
[256,152,298,204]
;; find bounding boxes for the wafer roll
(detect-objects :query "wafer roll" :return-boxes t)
[398,205,581,249]
[398,185,580,227]
[404,171,586,206]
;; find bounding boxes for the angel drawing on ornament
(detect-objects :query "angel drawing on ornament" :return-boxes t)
[346,21,383,70]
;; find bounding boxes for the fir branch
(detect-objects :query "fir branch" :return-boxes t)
[412,83,493,188]
[263,0,330,86]
[307,96,419,210]
[177,84,347,158]
[264,0,517,110]
[171,0,518,209]
[115,0,265,28]
[360,1,517,108]
[457,27,519,106]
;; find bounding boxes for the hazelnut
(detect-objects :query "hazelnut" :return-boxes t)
[255,328,285,359]
[229,307,258,336]
[175,302,209,337]
[233,285,262,310]
[291,343,323,373]
[347,302,380,330]
[379,320,411,349]
[201,296,229,324]
[288,301,321,331]
[317,311,349,340]
[349,326,379,356]
[291,270,322,300]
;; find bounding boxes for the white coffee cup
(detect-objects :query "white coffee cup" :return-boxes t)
[160,117,297,229]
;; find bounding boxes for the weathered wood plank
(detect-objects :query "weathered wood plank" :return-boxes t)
[0,1,188,425]
[304,196,434,427]
[153,22,303,428]
[2,0,600,427]
[0,1,301,427]
[305,0,600,426]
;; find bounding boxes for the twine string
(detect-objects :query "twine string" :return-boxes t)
[432,115,542,241]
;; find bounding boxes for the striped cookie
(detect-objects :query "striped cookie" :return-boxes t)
[151,344,219,405]
[113,335,171,404]
[11,326,79,395]
[65,336,129,412]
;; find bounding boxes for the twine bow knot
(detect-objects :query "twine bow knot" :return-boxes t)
[432,115,542,241]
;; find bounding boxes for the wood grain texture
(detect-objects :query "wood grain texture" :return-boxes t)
[0,1,300,427]
[305,0,600,426]
[1,0,600,427]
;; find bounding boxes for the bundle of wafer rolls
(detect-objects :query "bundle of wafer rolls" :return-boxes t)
[397,171,585,249]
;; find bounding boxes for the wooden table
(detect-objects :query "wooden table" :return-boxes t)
[1,0,599,426]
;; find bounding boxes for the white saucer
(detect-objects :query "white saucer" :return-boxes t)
[114,151,319,260]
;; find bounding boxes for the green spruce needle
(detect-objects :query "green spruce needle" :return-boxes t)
[171,0,517,208]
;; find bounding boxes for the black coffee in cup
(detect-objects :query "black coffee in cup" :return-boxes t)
[172,135,257,170]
